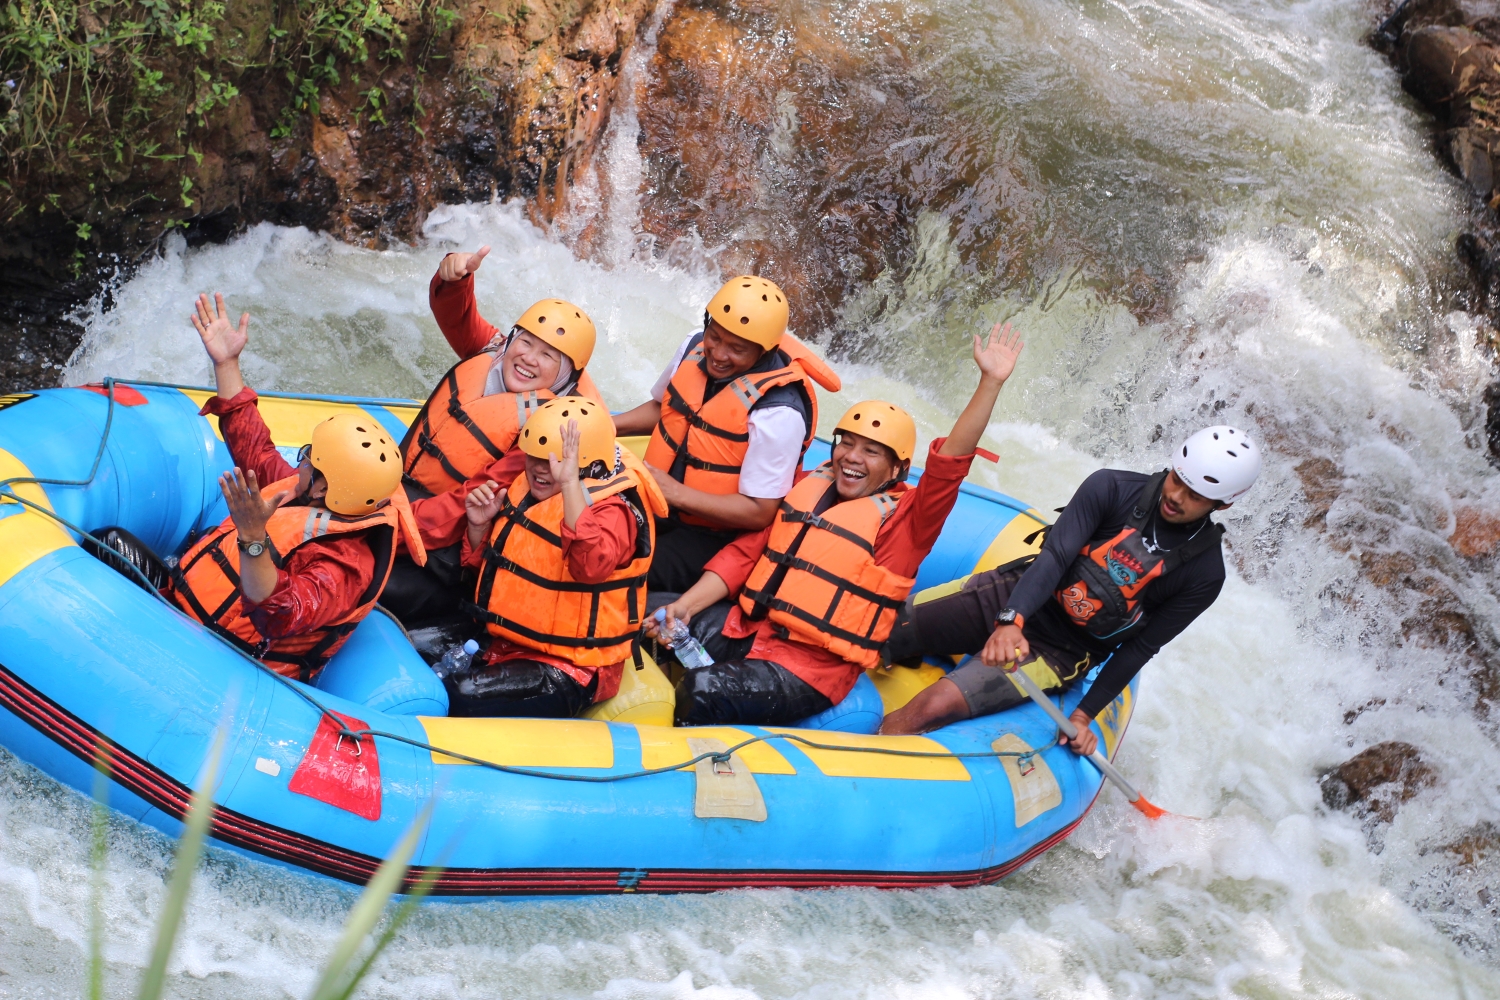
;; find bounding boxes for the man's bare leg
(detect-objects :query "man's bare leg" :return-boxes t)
[880,677,971,735]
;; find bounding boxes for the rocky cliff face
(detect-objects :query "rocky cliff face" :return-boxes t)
[0,0,656,393]
[591,0,1039,348]
[1376,0,1500,461]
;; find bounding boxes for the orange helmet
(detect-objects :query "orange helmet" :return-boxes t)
[514,299,596,369]
[705,276,788,350]
[308,413,402,514]
[518,396,617,470]
[834,401,917,461]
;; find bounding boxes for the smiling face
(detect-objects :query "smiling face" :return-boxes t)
[501,330,566,392]
[830,430,905,500]
[701,320,766,381]
[524,454,562,501]
[1159,469,1227,523]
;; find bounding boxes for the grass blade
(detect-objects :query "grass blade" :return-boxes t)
[327,865,442,1000]
[88,747,110,1000]
[135,730,225,1000]
[306,802,433,1000]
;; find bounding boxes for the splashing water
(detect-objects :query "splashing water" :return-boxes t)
[26,0,1500,993]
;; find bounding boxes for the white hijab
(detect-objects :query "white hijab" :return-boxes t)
[482,329,575,396]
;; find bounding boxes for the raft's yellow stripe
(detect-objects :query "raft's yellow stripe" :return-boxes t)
[0,448,73,589]
[179,389,415,448]
[765,729,970,781]
[865,662,948,715]
[970,508,1049,575]
[1095,683,1134,761]
[636,725,797,775]
[419,717,614,768]
[620,435,650,461]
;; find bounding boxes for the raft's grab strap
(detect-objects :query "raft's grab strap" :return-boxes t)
[0,379,1046,780]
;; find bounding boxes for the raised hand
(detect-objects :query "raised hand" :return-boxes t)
[219,468,288,543]
[438,246,491,282]
[547,419,582,484]
[973,321,1024,385]
[193,293,250,368]
[465,480,505,527]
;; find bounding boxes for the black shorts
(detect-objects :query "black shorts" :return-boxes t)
[943,652,1086,718]
[445,658,597,718]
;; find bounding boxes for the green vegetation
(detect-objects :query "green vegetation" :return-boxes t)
[86,732,436,1000]
[0,0,459,225]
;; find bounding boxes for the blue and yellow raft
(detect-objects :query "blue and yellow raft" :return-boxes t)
[0,381,1137,895]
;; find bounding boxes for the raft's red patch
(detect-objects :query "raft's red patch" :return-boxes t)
[288,712,381,820]
[78,384,149,406]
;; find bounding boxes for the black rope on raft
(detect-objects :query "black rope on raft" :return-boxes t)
[333,728,1040,783]
[0,375,120,496]
[0,378,1044,781]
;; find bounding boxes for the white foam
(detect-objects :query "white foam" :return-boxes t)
[23,0,1500,991]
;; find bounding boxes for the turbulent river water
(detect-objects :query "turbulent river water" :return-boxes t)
[6,0,1500,995]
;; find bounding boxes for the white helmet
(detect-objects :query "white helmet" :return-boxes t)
[1173,425,1261,502]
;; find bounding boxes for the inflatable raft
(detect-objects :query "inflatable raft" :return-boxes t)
[0,381,1138,895]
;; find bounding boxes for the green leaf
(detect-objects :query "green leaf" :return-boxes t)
[306,803,434,1000]
[88,749,110,1000]
[135,731,225,1000]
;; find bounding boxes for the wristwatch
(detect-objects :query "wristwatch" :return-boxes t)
[237,536,268,558]
[994,607,1022,628]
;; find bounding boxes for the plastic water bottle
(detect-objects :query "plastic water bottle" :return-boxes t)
[654,608,714,668]
[433,639,480,679]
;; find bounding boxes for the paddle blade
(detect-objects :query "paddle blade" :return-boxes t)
[1130,794,1167,819]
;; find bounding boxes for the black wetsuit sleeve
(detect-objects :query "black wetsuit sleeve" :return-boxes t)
[1004,470,1125,621]
[1075,571,1224,719]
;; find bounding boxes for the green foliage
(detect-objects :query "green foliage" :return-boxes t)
[136,730,224,1000]
[0,0,460,219]
[87,733,436,1000]
[306,802,436,1000]
[87,752,109,1000]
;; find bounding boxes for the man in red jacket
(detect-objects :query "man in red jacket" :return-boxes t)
[646,325,1024,725]
[96,294,423,679]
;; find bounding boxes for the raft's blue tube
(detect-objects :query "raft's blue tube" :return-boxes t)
[0,384,1133,895]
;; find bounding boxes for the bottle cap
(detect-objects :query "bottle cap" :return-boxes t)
[463,639,480,654]
[654,607,666,622]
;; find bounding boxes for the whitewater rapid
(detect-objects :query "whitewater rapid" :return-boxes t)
[7,0,1500,994]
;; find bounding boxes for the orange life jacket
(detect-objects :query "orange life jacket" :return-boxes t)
[401,351,606,495]
[468,450,670,667]
[643,334,841,525]
[737,464,913,670]
[169,475,427,680]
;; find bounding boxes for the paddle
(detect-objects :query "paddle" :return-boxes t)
[1005,666,1167,819]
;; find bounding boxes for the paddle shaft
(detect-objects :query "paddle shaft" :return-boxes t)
[1007,666,1145,804]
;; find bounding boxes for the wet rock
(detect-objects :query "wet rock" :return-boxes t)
[1376,2,1500,463]
[1320,741,1438,823]
[0,0,657,393]
[1451,502,1500,556]
[626,0,1037,341]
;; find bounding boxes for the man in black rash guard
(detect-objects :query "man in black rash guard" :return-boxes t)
[880,425,1262,755]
